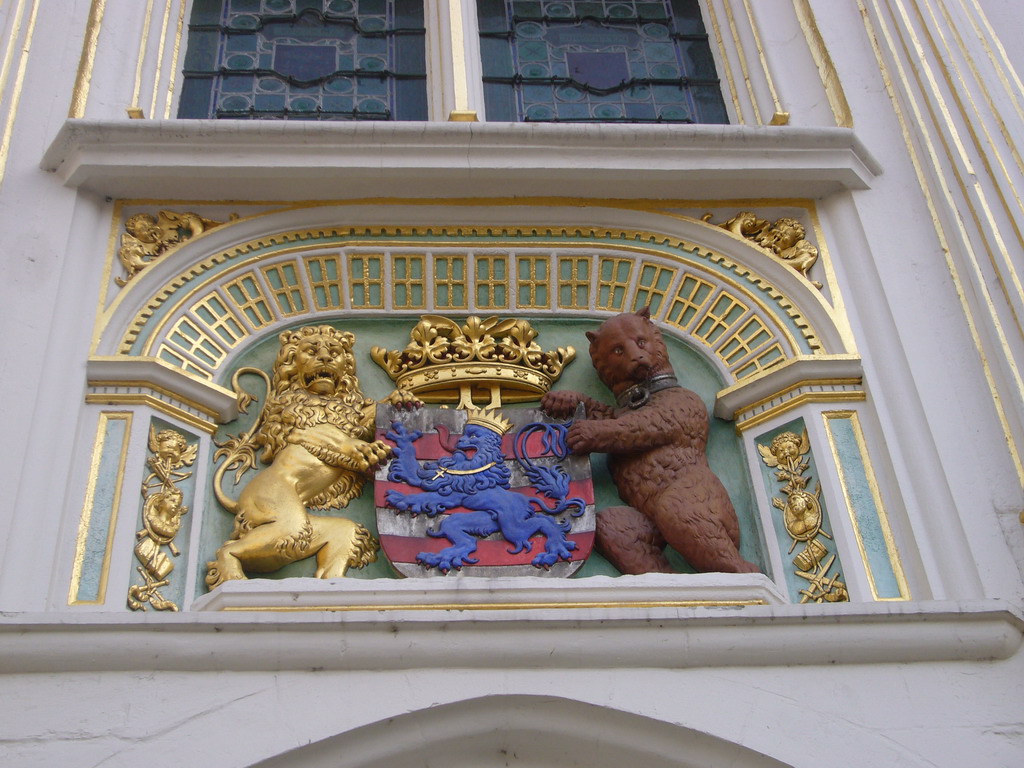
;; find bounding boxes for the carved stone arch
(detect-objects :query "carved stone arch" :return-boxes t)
[250,694,794,768]
[92,203,852,401]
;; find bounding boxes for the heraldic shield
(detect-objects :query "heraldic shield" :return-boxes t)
[375,405,596,577]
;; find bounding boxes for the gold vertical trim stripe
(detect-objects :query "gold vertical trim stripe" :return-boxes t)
[912,0,1024,332]
[69,0,106,118]
[0,0,40,189]
[704,1,744,124]
[793,0,854,128]
[130,0,156,114]
[149,0,173,119]
[823,410,910,601]
[164,0,186,119]
[741,0,786,123]
[0,0,28,116]
[808,206,857,353]
[894,0,1024,346]
[68,411,133,605]
[859,0,1024,484]
[960,0,1024,126]
[722,0,761,125]
[937,0,1024,229]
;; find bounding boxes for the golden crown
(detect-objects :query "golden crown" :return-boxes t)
[464,407,514,435]
[371,315,575,408]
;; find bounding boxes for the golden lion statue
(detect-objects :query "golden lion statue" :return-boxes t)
[207,325,416,589]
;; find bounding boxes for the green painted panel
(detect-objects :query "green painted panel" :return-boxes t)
[825,415,905,599]
[198,316,764,590]
[75,415,130,603]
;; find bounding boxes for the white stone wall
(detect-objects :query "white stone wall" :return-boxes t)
[0,1,1022,765]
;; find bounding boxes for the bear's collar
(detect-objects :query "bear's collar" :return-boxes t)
[616,373,680,409]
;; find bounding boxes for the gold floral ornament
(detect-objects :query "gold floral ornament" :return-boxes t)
[116,210,237,286]
[704,211,821,288]
[759,429,849,603]
[371,315,576,408]
[127,427,198,611]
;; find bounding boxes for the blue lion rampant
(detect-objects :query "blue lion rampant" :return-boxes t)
[384,419,586,572]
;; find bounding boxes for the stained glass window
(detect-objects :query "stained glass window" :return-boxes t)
[477,0,728,123]
[179,0,427,121]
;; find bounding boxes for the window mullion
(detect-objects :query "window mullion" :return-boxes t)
[430,0,487,120]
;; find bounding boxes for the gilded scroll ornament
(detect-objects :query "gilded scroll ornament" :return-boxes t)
[758,430,848,602]
[207,325,419,589]
[705,211,821,287]
[127,427,197,611]
[371,315,575,409]
[116,210,235,286]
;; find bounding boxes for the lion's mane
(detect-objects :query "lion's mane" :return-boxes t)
[255,326,375,509]
[430,428,511,495]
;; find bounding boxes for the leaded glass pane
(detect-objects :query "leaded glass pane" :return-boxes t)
[477,0,727,123]
[179,0,427,120]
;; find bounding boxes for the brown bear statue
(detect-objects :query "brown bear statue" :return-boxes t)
[541,308,760,575]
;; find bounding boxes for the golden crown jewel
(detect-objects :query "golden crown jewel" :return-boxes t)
[371,315,576,409]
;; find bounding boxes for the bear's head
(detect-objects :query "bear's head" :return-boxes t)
[586,307,673,395]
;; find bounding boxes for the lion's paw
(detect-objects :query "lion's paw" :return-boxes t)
[386,422,422,446]
[532,539,576,568]
[417,550,479,572]
[385,488,412,511]
[384,388,424,411]
[204,560,246,588]
[357,439,392,468]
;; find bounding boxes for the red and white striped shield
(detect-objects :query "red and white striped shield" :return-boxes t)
[374,406,595,577]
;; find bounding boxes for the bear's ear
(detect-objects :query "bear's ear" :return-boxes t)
[585,330,598,344]
[636,305,652,320]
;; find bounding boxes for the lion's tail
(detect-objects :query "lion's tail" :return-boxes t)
[349,524,380,570]
[529,496,588,519]
[212,459,239,515]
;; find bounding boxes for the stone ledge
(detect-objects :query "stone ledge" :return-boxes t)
[41,120,882,201]
[193,573,788,612]
[714,354,864,420]
[1,593,1018,673]
[87,356,238,422]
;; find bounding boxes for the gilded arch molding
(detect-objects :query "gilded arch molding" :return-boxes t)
[87,203,859,428]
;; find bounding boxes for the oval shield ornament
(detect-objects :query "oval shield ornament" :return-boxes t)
[375,406,595,577]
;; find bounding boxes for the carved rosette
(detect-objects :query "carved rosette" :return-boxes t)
[758,430,849,603]
[127,426,197,611]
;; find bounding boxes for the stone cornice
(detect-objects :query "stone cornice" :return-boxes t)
[87,356,238,423]
[41,119,882,201]
[714,354,864,420]
[2,595,1018,673]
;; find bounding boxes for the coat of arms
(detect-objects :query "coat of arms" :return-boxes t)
[371,316,594,577]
